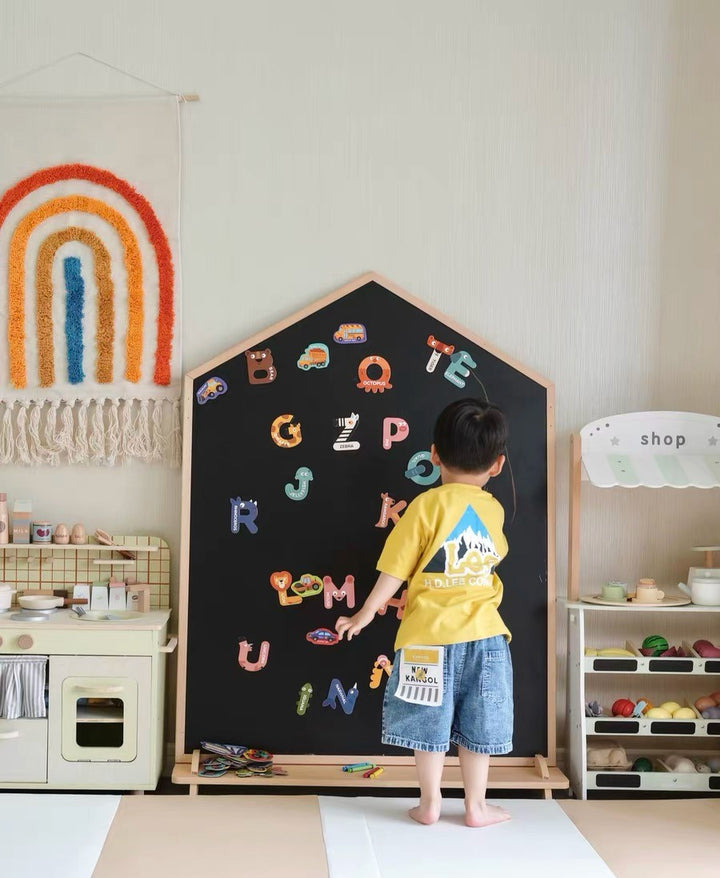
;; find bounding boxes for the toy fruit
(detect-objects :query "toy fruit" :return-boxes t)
[695,695,717,713]
[646,707,672,719]
[665,755,696,773]
[660,701,681,714]
[632,757,652,772]
[709,691,720,704]
[693,639,720,658]
[642,635,668,655]
[707,757,720,773]
[597,648,635,657]
[701,706,720,719]
[636,698,653,714]
[672,707,696,719]
[611,698,635,717]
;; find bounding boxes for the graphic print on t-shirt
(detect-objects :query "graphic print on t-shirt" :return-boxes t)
[422,504,500,588]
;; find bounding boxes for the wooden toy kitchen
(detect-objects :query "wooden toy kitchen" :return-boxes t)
[0,532,176,791]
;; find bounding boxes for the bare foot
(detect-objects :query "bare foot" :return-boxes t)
[409,799,441,825]
[464,802,511,828]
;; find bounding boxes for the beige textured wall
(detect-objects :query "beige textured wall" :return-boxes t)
[1,0,719,758]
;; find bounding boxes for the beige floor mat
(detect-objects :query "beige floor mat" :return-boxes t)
[560,799,720,878]
[93,795,329,878]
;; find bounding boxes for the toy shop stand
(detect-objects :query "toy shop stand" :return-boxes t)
[566,412,720,798]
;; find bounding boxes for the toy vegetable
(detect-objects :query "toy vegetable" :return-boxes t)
[611,698,635,717]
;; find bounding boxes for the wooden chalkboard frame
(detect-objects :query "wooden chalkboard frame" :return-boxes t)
[174,272,558,784]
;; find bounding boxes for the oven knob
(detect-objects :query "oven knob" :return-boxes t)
[17,634,33,649]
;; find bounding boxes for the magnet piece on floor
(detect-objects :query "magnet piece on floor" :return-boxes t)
[374,492,407,528]
[270,570,302,606]
[245,348,277,384]
[443,350,477,389]
[271,413,303,448]
[333,412,360,451]
[296,682,313,715]
[306,627,340,646]
[230,497,259,534]
[285,466,314,500]
[297,343,330,370]
[323,575,355,610]
[369,654,393,689]
[238,638,270,671]
[404,451,440,485]
[333,323,367,344]
[382,417,409,450]
[322,678,359,715]
[196,376,228,405]
[425,336,455,373]
[291,573,324,599]
[357,355,392,393]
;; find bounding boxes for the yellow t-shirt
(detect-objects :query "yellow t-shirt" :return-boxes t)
[377,483,510,649]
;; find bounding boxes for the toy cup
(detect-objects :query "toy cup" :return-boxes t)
[635,579,664,603]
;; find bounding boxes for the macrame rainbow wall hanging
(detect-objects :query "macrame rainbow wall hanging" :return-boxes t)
[0,162,181,465]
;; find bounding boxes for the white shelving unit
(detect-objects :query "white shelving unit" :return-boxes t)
[566,412,720,798]
[567,602,720,796]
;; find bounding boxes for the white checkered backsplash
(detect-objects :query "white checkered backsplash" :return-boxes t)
[0,535,170,609]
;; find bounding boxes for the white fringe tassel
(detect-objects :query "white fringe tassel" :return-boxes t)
[0,399,181,466]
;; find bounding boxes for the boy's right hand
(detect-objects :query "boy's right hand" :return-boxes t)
[335,607,375,641]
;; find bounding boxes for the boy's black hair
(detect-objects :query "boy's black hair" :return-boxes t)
[433,398,507,472]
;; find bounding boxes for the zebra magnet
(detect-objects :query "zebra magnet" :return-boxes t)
[333,412,360,451]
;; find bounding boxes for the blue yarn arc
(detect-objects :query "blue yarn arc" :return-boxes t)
[63,256,85,384]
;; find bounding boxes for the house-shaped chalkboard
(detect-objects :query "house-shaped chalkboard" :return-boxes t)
[175,273,559,790]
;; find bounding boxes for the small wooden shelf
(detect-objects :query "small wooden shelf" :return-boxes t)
[0,543,157,553]
[172,760,569,795]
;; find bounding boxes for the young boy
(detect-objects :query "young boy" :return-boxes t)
[336,398,513,828]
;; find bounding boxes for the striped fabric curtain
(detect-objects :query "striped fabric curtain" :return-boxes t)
[0,655,47,718]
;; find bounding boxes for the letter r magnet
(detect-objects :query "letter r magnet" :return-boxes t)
[382,417,409,450]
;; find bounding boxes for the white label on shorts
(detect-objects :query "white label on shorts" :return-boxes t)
[395,646,444,706]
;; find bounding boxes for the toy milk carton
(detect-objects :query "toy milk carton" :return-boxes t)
[12,500,32,544]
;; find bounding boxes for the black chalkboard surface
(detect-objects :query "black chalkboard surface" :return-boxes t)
[182,275,552,761]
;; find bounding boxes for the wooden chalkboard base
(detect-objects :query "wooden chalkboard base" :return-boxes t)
[172,753,568,799]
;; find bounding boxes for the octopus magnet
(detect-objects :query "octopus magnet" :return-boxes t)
[297,343,330,370]
[306,627,340,646]
[270,570,302,606]
[296,682,313,716]
[404,451,440,486]
[369,655,393,689]
[444,350,477,389]
[426,336,455,373]
[285,466,313,500]
[271,414,303,448]
[196,376,227,405]
[382,417,409,450]
[357,355,392,393]
[375,492,407,528]
[238,638,270,671]
[333,412,360,451]
[333,323,367,344]
[322,679,359,715]
[245,349,277,384]
[230,498,259,534]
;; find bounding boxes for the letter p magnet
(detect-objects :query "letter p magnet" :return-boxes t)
[382,417,409,450]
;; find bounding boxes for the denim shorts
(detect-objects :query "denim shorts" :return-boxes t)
[381,635,513,755]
